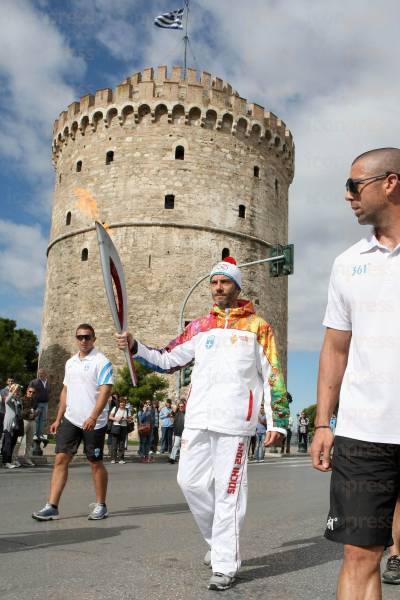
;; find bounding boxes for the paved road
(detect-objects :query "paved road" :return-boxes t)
[0,457,398,600]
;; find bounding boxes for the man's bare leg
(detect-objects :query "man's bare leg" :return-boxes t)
[388,498,400,556]
[89,460,108,503]
[48,453,73,506]
[337,544,384,600]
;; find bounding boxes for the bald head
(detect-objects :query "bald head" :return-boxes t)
[352,147,400,174]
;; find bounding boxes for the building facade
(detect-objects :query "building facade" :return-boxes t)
[41,65,294,403]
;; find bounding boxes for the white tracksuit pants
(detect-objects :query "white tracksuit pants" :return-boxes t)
[177,428,249,577]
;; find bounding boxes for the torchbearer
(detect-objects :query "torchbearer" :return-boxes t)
[116,256,289,591]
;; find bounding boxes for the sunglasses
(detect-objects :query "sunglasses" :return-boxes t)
[76,334,93,341]
[346,172,400,194]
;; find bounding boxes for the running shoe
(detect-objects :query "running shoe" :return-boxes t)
[32,503,59,521]
[110,460,116,464]
[208,573,235,591]
[13,460,21,468]
[204,549,212,568]
[88,502,108,520]
[4,463,16,469]
[118,460,126,464]
[382,555,400,584]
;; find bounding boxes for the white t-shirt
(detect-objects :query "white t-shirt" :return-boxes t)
[323,234,400,443]
[63,347,113,429]
[110,407,128,427]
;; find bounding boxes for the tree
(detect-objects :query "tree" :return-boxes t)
[0,318,39,386]
[303,403,317,434]
[113,362,169,408]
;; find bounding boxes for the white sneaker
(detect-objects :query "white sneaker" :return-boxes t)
[110,460,116,464]
[149,451,154,455]
[13,460,21,468]
[156,451,161,455]
[25,459,35,467]
[204,549,212,568]
[208,573,235,591]
[88,502,108,520]
[118,460,126,464]
[5,463,16,469]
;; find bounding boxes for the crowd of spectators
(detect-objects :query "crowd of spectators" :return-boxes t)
[1,373,314,468]
[106,393,187,464]
[0,371,50,469]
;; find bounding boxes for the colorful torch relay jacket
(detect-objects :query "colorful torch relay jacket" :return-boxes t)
[133,300,289,437]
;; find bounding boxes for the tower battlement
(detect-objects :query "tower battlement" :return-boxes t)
[52,65,294,173]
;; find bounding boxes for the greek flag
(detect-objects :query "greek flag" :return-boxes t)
[154,8,184,29]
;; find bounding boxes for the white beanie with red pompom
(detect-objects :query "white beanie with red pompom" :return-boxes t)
[209,256,242,289]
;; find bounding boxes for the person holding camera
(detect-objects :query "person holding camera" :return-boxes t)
[16,386,38,466]
[137,400,154,463]
[108,397,132,464]
[1,383,23,469]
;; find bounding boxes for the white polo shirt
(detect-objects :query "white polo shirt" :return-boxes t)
[324,234,400,443]
[63,347,113,430]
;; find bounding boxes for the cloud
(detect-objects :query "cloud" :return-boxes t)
[0,0,84,217]
[0,220,47,292]
[2,0,400,347]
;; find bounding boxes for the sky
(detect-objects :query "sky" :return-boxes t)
[1,0,399,415]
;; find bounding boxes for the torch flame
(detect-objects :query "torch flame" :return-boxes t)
[73,188,112,234]
[74,188,100,220]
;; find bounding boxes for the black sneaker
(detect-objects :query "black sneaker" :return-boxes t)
[382,555,400,584]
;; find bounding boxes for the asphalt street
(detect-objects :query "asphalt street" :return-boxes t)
[1,456,398,600]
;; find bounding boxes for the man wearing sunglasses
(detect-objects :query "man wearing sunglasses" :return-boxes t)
[33,324,113,521]
[311,147,400,598]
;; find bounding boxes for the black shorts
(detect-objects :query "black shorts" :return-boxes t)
[325,435,400,547]
[55,418,107,461]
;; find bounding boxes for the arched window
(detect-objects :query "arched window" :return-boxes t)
[238,205,246,218]
[165,195,175,209]
[66,212,71,226]
[222,248,230,259]
[106,150,114,165]
[254,166,260,178]
[175,145,184,160]
[76,160,82,172]
[81,248,88,262]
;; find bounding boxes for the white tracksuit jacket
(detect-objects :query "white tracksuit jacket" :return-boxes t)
[132,299,289,435]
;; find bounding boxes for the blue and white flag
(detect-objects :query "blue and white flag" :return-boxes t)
[154,8,184,29]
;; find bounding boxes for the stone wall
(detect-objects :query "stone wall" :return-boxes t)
[41,66,294,414]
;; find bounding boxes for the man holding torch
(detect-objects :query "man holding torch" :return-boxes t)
[116,256,289,591]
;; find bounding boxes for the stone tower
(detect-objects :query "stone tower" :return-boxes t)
[41,65,294,400]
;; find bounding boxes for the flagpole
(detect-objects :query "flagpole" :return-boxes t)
[183,0,190,78]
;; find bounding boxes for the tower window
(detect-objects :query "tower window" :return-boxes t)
[76,160,82,172]
[254,166,260,178]
[275,178,279,195]
[106,150,114,165]
[175,145,185,160]
[238,205,246,218]
[66,212,71,226]
[59,174,62,184]
[165,194,175,209]
[222,248,230,259]
[81,248,88,262]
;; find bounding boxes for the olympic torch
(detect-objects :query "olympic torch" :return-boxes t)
[95,222,137,386]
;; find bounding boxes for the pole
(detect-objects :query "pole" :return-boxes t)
[183,0,190,78]
[175,253,285,398]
